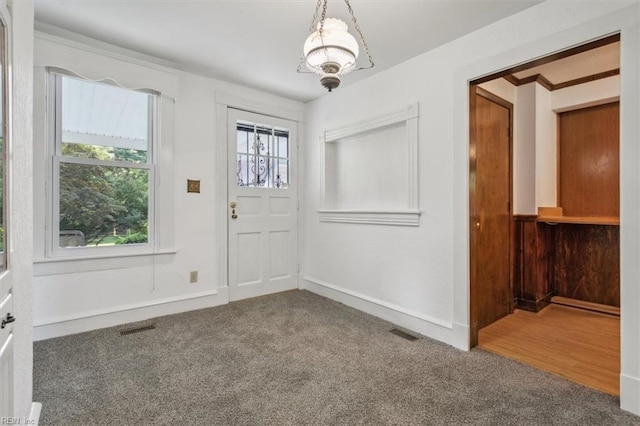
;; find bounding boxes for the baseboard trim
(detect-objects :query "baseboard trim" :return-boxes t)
[33,287,229,341]
[301,276,466,350]
[621,373,640,416]
[450,321,470,351]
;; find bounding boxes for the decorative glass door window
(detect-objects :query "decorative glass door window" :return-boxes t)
[236,120,289,189]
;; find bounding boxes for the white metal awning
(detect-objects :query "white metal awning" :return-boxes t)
[62,75,149,151]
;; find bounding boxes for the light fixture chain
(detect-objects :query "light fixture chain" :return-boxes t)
[297,0,324,73]
[319,0,328,34]
[344,0,375,68]
[309,0,323,35]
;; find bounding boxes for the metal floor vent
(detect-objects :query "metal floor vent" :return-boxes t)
[390,328,419,341]
[119,324,156,336]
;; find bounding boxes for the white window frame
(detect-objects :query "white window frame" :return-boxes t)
[47,72,157,258]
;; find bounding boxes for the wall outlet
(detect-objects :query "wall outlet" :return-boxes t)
[189,271,198,283]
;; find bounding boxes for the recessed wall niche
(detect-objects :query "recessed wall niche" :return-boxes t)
[319,103,421,226]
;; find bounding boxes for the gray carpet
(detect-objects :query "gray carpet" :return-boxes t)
[33,290,640,425]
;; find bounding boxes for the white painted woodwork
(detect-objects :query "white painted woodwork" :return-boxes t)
[0,44,11,425]
[9,0,35,419]
[227,108,298,301]
[320,104,420,226]
[0,333,14,417]
[0,293,13,417]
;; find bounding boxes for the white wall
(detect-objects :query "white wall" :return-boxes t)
[534,82,557,209]
[31,33,303,339]
[301,1,640,416]
[478,78,515,104]
[552,75,620,112]
[513,83,537,214]
[10,0,35,419]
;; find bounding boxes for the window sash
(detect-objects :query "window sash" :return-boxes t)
[48,73,157,257]
[54,155,152,171]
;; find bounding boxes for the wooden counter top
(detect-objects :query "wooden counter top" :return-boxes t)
[536,207,619,226]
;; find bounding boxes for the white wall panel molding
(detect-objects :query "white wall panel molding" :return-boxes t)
[317,209,421,226]
[319,103,420,226]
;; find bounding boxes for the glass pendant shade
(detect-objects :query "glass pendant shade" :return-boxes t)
[303,18,359,76]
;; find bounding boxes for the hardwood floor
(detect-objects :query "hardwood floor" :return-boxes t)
[478,304,620,395]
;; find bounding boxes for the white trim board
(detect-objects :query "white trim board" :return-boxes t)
[318,209,421,227]
[215,92,304,123]
[29,402,42,426]
[621,373,640,414]
[33,287,229,341]
[301,276,467,350]
[34,26,182,75]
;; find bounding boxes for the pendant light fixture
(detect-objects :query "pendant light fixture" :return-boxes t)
[298,0,374,92]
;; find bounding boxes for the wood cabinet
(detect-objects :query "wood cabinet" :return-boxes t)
[513,216,554,312]
[513,102,620,312]
[553,223,619,307]
[513,216,620,312]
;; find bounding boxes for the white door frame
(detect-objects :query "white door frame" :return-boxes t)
[0,1,13,418]
[451,5,640,415]
[215,93,303,301]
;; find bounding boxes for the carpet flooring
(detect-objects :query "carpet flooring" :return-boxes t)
[33,290,640,425]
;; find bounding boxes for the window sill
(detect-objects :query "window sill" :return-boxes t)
[34,249,177,277]
[318,210,421,227]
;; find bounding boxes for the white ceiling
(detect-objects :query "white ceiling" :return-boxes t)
[33,0,542,102]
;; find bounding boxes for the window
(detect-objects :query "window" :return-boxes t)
[236,120,289,189]
[50,74,155,254]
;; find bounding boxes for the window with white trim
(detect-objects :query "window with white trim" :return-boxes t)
[50,73,156,255]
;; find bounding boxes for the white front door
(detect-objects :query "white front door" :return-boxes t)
[227,108,298,301]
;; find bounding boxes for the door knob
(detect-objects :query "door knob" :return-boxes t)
[230,201,238,219]
[1,313,15,329]
[475,222,481,229]
[229,202,237,208]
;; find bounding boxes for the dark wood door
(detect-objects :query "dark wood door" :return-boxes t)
[471,88,512,333]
